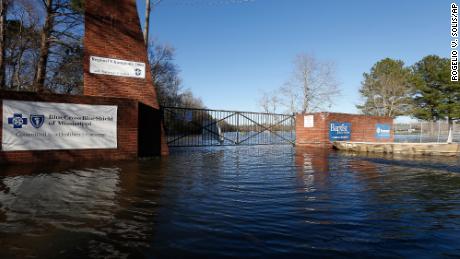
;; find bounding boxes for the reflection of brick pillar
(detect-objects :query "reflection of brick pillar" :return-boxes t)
[294,146,330,190]
[84,0,168,155]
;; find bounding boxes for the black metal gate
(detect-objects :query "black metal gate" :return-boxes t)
[162,107,296,147]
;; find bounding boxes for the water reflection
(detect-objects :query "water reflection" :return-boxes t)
[0,160,167,258]
[295,147,330,194]
[0,146,460,258]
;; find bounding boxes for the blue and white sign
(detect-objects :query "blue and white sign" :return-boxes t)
[2,100,118,151]
[375,124,391,139]
[329,122,351,141]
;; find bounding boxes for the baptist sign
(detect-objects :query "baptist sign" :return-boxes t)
[89,56,146,79]
[329,122,351,141]
[2,100,117,151]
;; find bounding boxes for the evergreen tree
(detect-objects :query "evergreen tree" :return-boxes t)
[357,58,413,118]
[412,55,460,143]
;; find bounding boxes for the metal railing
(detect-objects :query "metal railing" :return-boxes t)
[162,107,296,147]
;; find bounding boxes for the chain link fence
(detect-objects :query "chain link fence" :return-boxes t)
[394,121,460,143]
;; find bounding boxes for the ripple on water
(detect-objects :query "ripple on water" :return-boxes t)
[0,146,460,258]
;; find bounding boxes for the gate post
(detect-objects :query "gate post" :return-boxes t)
[236,112,240,145]
[296,113,331,147]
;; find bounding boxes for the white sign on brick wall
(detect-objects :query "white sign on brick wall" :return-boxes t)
[2,100,118,151]
[89,56,146,79]
[304,115,314,128]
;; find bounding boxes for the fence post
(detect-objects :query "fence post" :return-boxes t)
[236,112,240,145]
[437,120,441,143]
[452,122,456,142]
[453,121,457,143]
[292,114,295,145]
[420,122,423,143]
[393,123,397,142]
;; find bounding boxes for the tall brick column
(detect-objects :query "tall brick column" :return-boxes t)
[84,0,168,155]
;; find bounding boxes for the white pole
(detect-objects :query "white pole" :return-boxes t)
[454,122,457,142]
[420,122,423,143]
[437,120,441,143]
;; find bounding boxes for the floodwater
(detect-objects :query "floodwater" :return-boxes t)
[1,146,460,258]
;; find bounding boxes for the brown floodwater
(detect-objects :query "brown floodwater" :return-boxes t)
[0,146,460,258]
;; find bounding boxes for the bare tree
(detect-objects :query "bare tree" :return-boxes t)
[34,0,53,92]
[286,54,340,113]
[143,0,151,45]
[47,42,82,94]
[2,0,83,93]
[148,40,181,106]
[148,39,204,108]
[143,0,161,46]
[278,82,300,114]
[258,90,280,113]
[34,0,84,93]
[180,89,204,109]
[259,91,270,113]
[0,0,9,88]
[5,0,41,91]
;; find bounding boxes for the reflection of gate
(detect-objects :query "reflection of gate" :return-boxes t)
[161,107,296,147]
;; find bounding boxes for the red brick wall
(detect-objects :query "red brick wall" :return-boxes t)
[296,113,331,145]
[84,0,168,155]
[84,0,158,108]
[0,91,138,164]
[296,112,394,146]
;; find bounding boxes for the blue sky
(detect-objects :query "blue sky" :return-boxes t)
[136,0,451,118]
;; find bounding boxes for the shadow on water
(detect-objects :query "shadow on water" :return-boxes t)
[0,146,460,258]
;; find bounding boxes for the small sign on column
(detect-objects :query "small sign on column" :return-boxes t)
[304,115,314,128]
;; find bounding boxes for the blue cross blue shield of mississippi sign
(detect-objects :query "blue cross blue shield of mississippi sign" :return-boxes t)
[30,114,45,129]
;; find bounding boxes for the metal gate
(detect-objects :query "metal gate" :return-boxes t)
[162,107,296,147]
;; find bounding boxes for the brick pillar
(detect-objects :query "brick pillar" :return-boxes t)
[84,0,168,155]
[296,113,331,146]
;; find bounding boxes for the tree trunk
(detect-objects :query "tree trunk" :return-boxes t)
[143,0,150,46]
[15,47,25,90]
[447,118,454,143]
[9,60,14,88]
[34,0,53,93]
[0,0,8,89]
